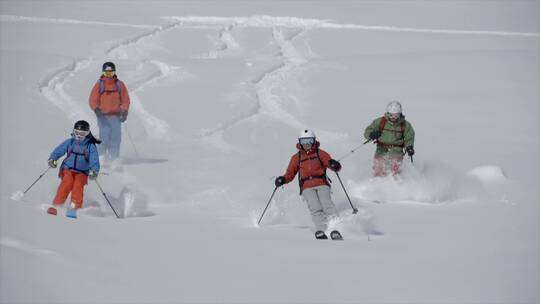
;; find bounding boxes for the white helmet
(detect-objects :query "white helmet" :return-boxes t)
[386,101,402,114]
[299,129,316,139]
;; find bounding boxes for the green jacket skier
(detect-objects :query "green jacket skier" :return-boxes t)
[364,101,415,176]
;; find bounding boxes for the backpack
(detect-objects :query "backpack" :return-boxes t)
[378,116,406,147]
[297,149,331,194]
[99,78,121,95]
[59,138,93,175]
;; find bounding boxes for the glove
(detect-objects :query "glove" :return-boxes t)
[275,176,286,187]
[48,159,57,168]
[406,146,415,156]
[328,159,342,172]
[88,170,98,180]
[95,108,104,117]
[369,130,382,140]
[119,111,128,123]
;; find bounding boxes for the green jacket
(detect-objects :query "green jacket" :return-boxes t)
[364,113,415,156]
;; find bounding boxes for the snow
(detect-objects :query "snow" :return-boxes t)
[1,1,539,303]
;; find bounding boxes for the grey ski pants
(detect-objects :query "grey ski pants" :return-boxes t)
[302,185,338,231]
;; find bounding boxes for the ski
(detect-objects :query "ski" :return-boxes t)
[330,230,343,240]
[315,231,328,240]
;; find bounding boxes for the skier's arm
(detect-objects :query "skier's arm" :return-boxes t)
[49,139,71,161]
[404,121,415,148]
[119,81,130,112]
[88,144,100,173]
[89,82,100,111]
[283,154,299,183]
[364,118,381,140]
[319,150,332,168]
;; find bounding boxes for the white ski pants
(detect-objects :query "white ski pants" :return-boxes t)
[302,185,338,231]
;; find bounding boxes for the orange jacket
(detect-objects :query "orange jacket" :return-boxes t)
[282,141,333,192]
[89,76,130,114]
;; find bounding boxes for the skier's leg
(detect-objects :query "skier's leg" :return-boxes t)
[373,155,386,177]
[108,116,122,160]
[71,172,88,209]
[52,170,74,206]
[317,185,338,223]
[97,115,111,158]
[302,187,326,231]
[390,155,404,176]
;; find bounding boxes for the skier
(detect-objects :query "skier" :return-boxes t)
[89,62,130,163]
[364,101,415,177]
[274,130,344,240]
[47,120,100,216]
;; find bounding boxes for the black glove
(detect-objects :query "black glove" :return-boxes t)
[275,176,286,187]
[88,170,98,180]
[119,111,128,123]
[95,108,104,117]
[328,159,342,172]
[48,159,58,168]
[369,130,382,140]
[406,146,415,156]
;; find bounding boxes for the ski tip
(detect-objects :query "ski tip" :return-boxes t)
[330,230,344,240]
[315,231,328,240]
[65,209,77,219]
[47,207,58,216]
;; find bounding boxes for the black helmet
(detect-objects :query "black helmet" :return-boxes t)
[102,62,116,72]
[74,120,90,131]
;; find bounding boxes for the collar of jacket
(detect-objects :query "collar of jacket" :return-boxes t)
[100,75,118,81]
[70,135,91,144]
[384,112,406,124]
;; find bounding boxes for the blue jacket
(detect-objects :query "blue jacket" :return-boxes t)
[49,136,100,174]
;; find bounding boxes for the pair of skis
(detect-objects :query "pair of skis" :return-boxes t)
[47,206,78,219]
[316,230,343,240]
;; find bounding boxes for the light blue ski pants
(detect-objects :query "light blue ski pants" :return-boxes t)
[97,114,122,160]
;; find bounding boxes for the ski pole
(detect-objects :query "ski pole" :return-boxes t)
[334,172,358,214]
[257,186,278,225]
[23,167,51,195]
[94,179,120,219]
[337,139,372,162]
[123,124,139,158]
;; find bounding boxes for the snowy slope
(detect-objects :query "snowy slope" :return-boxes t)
[1,1,539,303]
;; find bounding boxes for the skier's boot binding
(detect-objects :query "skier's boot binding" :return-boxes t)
[315,231,328,239]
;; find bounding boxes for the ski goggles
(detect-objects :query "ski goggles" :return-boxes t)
[299,137,315,145]
[103,71,115,77]
[73,129,89,139]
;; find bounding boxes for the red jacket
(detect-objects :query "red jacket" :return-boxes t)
[282,141,333,193]
[89,76,130,114]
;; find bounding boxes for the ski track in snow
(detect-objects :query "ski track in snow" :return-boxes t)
[127,59,191,141]
[165,15,540,37]
[0,14,157,28]
[37,20,186,140]
[0,237,58,256]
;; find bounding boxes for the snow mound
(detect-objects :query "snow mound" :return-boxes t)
[83,186,155,218]
[466,165,507,182]
[348,160,490,204]
[10,191,24,201]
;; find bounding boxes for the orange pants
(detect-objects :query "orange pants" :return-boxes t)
[373,155,403,177]
[52,169,88,209]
